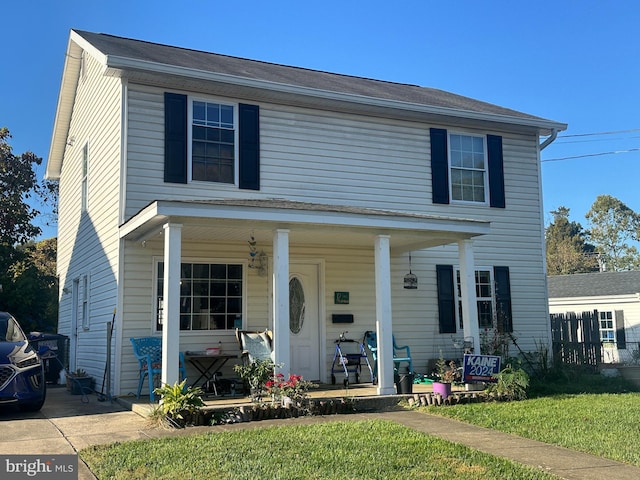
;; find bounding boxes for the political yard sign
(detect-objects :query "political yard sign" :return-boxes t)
[462,354,501,383]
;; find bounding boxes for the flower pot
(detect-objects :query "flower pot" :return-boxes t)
[396,373,414,394]
[67,376,94,395]
[432,381,452,399]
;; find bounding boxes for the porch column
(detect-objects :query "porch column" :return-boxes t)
[458,239,480,353]
[273,229,290,376]
[162,222,182,387]
[375,235,395,395]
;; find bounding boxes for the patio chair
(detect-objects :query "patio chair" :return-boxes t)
[235,329,274,365]
[130,337,187,402]
[363,330,413,383]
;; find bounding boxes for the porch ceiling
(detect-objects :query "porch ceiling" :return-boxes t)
[119,199,490,253]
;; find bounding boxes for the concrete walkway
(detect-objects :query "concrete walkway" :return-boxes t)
[1,387,639,479]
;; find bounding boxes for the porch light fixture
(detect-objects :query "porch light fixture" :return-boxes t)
[248,234,267,276]
[403,253,418,289]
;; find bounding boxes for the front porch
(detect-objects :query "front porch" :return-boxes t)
[123,380,475,418]
[119,198,491,398]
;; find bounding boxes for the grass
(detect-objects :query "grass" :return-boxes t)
[80,420,559,480]
[418,371,640,466]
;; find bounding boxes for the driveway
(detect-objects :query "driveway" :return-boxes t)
[0,386,158,479]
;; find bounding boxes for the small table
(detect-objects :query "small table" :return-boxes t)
[184,351,238,391]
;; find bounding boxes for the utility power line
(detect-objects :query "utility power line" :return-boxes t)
[542,148,640,163]
[558,128,640,138]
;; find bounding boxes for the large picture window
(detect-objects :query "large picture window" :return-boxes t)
[191,100,236,184]
[156,261,243,331]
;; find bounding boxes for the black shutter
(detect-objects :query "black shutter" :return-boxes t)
[615,310,627,349]
[487,134,505,208]
[164,93,188,184]
[494,266,513,332]
[430,128,449,204]
[238,103,260,190]
[436,265,456,333]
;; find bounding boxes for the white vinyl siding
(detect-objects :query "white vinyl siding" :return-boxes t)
[56,51,122,379]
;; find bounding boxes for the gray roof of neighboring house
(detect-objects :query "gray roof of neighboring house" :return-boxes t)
[73,30,555,124]
[548,271,640,298]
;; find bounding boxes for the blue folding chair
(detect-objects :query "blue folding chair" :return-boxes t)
[130,337,187,402]
[363,331,413,384]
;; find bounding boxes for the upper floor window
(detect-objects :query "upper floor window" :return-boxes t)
[449,133,487,203]
[81,143,89,212]
[191,100,236,184]
[155,261,243,331]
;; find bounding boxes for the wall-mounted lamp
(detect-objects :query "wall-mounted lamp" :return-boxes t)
[66,136,76,147]
[62,287,71,295]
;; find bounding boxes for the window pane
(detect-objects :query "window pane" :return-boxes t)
[221,105,234,127]
[228,281,242,296]
[212,315,225,330]
[211,264,226,279]
[473,136,484,152]
[228,265,242,279]
[211,298,225,313]
[206,103,220,126]
[211,281,226,296]
[227,297,242,313]
[180,315,191,330]
[193,102,206,123]
[473,153,485,169]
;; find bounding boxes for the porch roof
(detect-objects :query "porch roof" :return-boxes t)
[119,198,490,253]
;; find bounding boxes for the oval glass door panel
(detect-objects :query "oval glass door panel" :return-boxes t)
[289,277,306,334]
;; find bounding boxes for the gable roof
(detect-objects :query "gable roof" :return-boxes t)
[548,271,640,298]
[47,29,567,179]
[73,30,554,123]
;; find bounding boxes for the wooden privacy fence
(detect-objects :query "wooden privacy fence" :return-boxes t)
[550,311,602,368]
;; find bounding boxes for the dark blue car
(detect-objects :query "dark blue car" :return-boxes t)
[0,312,46,411]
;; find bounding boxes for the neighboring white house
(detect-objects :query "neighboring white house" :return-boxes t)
[46,29,566,398]
[548,271,640,364]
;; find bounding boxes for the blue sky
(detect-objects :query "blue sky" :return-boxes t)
[3,1,639,240]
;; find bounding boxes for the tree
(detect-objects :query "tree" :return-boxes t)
[0,127,47,245]
[0,128,58,330]
[546,206,599,275]
[0,238,58,332]
[585,195,640,271]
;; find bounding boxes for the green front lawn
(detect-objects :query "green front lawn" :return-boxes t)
[81,420,559,480]
[419,392,640,466]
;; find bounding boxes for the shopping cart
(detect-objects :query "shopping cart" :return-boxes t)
[330,331,373,387]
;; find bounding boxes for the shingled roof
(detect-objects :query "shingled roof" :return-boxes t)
[73,30,557,125]
[548,271,640,298]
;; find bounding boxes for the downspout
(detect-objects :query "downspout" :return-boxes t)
[539,128,558,151]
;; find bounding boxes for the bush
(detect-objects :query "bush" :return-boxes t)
[150,380,205,428]
[487,365,529,400]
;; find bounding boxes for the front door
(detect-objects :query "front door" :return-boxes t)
[289,263,320,381]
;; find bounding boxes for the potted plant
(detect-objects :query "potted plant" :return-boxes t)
[432,356,460,399]
[233,359,279,402]
[66,368,94,395]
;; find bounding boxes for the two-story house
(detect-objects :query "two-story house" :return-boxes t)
[46,30,566,398]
